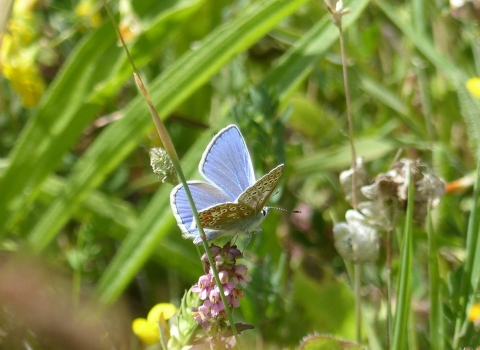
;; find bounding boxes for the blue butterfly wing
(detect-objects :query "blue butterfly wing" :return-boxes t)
[170,181,231,244]
[199,125,256,201]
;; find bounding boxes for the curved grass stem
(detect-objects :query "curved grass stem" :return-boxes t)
[102,2,241,347]
[338,12,362,344]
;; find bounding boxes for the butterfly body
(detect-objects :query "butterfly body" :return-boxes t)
[170,125,283,244]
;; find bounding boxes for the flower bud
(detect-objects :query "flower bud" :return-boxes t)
[149,147,178,185]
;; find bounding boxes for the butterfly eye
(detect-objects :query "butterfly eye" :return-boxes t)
[261,209,267,216]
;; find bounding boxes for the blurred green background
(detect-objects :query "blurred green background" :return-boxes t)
[1,0,480,348]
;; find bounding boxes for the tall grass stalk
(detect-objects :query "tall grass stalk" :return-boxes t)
[386,229,392,349]
[427,202,443,350]
[392,161,414,350]
[334,6,362,343]
[102,2,241,345]
[453,155,480,348]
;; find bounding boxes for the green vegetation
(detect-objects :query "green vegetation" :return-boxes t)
[1,0,480,348]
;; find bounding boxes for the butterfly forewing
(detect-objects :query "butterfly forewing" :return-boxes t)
[199,203,256,230]
[237,164,284,211]
[199,125,256,201]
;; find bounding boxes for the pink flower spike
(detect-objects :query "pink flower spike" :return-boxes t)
[219,270,229,284]
[209,244,221,256]
[234,264,248,276]
[222,282,236,296]
[211,301,225,317]
[229,246,242,258]
[192,274,213,300]
[209,289,221,303]
[230,297,240,308]
[233,264,251,287]
[232,288,245,298]
[199,302,211,318]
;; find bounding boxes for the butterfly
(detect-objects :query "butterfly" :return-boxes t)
[170,125,284,244]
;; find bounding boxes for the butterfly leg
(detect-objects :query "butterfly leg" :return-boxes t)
[241,231,253,253]
[229,233,238,245]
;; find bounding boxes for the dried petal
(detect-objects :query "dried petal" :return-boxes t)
[339,158,370,206]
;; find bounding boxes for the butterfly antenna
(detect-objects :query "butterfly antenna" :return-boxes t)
[268,206,301,214]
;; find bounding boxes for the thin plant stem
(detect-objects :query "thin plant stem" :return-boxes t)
[427,202,442,350]
[354,263,362,343]
[453,153,480,348]
[386,229,392,350]
[392,162,414,350]
[339,28,357,209]
[102,2,241,346]
[338,18,361,344]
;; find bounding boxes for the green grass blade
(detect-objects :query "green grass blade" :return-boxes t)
[26,0,309,252]
[263,0,371,100]
[376,0,480,154]
[25,0,307,299]
[94,130,212,302]
[0,163,138,235]
[93,0,375,302]
[453,155,480,347]
[294,137,397,175]
[359,74,426,138]
[392,161,415,350]
[427,203,442,350]
[0,0,203,237]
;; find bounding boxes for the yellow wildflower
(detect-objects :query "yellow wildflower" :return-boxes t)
[466,78,480,99]
[132,303,177,345]
[75,0,102,28]
[0,0,45,108]
[118,0,141,44]
[469,303,480,326]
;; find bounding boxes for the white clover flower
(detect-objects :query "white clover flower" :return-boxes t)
[333,210,380,264]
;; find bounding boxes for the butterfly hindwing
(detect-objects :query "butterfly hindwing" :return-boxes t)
[170,181,231,238]
[198,203,257,230]
[199,125,256,201]
[237,164,284,211]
